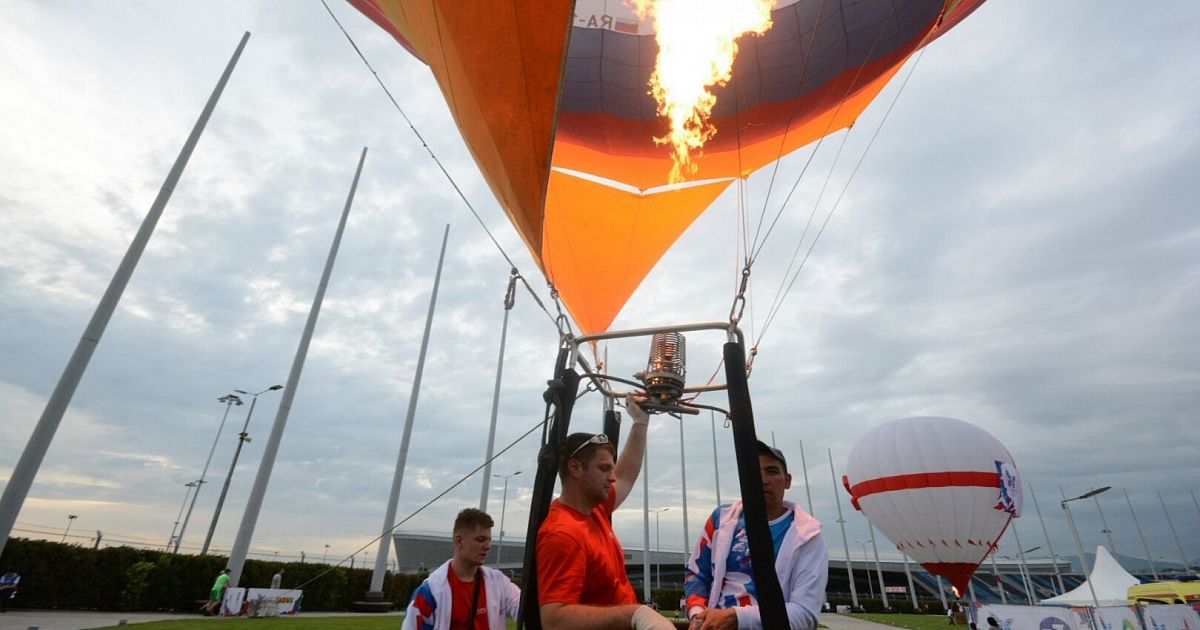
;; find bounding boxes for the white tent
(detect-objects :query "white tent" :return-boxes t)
[1040,546,1140,607]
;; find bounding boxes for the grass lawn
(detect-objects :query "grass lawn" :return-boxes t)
[116,618,508,630]
[847,612,959,629]
[114,613,691,629]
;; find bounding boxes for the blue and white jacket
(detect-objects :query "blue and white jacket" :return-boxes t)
[684,500,828,630]
[402,560,520,630]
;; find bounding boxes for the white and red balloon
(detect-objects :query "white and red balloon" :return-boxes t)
[843,416,1021,594]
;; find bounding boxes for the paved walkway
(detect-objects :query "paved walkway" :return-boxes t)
[0,610,893,630]
[819,613,903,629]
[0,610,404,630]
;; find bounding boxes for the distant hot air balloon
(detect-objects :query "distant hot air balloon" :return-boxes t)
[843,416,1022,595]
[349,0,987,335]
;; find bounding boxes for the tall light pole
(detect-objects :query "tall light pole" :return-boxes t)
[1124,488,1158,579]
[1062,486,1110,608]
[61,514,78,543]
[1157,489,1192,572]
[1029,483,1065,594]
[988,544,1006,604]
[167,481,199,549]
[492,470,521,568]
[174,393,242,552]
[201,384,282,555]
[651,508,670,589]
[323,544,330,563]
[1093,493,1118,555]
[855,540,875,599]
[710,412,722,506]
[867,521,888,608]
[829,448,858,609]
[677,417,689,564]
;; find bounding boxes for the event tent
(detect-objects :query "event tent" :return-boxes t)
[1040,546,1140,607]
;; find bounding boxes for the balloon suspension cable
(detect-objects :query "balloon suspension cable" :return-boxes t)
[748,11,888,265]
[319,0,560,332]
[755,45,929,350]
[285,414,548,596]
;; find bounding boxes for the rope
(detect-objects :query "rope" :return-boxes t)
[319,0,561,330]
[287,414,549,594]
[748,7,888,265]
[755,46,929,347]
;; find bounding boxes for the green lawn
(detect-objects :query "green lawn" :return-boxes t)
[115,613,690,629]
[847,612,959,630]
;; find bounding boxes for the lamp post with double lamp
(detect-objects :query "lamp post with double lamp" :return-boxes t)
[856,540,875,599]
[201,384,282,555]
[167,480,199,549]
[650,507,670,589]
[492,470,521,568]
[1062,486,1110,608]
[174,393,243,552]
[61,514,78,543]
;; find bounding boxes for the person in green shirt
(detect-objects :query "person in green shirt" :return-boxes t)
[202,568,232,616]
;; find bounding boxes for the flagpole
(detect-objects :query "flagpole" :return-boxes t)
[0,31,251,558]
[226,147,366,587]
[369,224,451,595]
[478,270,517,510]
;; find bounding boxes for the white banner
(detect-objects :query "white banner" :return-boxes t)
[1140,604,1200,630]
[245,588,303,616]
[1093,605,1140,630]
[978,604,1087,630]
[220,587,246,617]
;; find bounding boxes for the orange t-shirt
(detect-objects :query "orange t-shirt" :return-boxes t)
[537,486,637,607]
[446,568,488,630]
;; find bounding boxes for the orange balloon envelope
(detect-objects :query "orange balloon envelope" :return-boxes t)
[351,0,986,334]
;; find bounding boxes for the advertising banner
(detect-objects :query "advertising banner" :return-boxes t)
[1140,604,1200,630]
[220,587,246,617]
[978,604,1087,630]
[1093,605,1140,630]
[245,588,303,616]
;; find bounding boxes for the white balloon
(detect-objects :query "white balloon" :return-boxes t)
[844,416,1021,593]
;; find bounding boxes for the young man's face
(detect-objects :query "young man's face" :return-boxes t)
[571,447,616,507]
[759,453,792,514]
[454,525,493,568]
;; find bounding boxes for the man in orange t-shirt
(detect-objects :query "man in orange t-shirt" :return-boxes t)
[536,398,673,630]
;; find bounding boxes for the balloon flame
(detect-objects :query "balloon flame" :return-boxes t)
[633,0,775,182]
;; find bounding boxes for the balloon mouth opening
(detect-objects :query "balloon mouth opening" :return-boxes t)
[924,563,980,597]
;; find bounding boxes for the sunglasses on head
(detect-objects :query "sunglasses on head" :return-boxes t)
[566,433,610,461]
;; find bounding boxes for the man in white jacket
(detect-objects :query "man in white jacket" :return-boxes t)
[684,441,829,630]
[403,508,521,630]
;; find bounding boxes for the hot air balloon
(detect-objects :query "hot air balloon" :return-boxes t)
[347,3,993,626]
[349,0,986,335]
[843,416,1022,595]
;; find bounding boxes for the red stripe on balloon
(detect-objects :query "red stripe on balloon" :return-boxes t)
[848,471,1000,503]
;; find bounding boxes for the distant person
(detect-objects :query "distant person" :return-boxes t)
[0,568,19,612]
[683,440,828,629]
[403,508,520,630]
[946,602,957,625]
[202,568,231,616]
[271,568,284,589]
[536,398,672,630]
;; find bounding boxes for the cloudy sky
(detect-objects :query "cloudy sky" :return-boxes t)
[2,0,1197,577]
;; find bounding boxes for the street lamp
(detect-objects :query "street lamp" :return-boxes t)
[174,392,243,552]
[167,481,199,549]
[855,540,875,599]
[1062,486,1110,608]
[201,384,282,555]
[651,508,670,589]
[61,514,78,543]
[324,544,330,563]
[1093,493,1118,555]
[492,470,521,568]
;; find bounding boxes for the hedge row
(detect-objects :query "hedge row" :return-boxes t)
[0,538,426,612]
